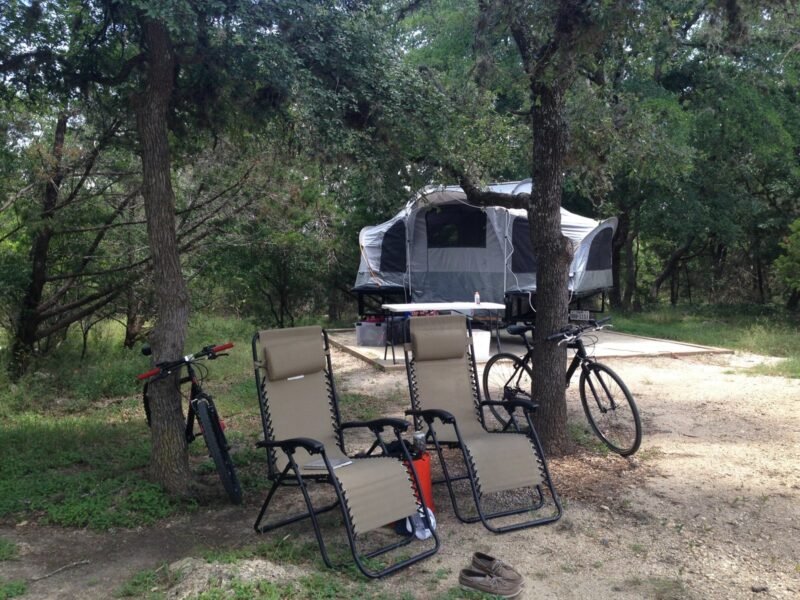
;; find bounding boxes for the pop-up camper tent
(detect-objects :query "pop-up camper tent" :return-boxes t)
[354,180,616,310]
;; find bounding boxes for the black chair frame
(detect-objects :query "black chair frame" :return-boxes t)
[403,324,562,533]
[252,330,439,578]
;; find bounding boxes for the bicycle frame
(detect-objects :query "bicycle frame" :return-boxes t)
[141,358,216,443]
[514,332,594,389]
[183,362,205,443]
[564,338,594,387]
[490,320,641,456]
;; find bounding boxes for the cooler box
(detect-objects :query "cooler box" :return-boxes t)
[472,330,491,362]
[388,316,410,345]
[355,321,387,347]
[410,452,435,511]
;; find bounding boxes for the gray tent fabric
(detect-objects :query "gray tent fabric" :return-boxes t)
[354,181,617,303]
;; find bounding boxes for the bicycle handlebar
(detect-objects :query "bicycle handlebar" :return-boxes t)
[136,368,161,381]
[546,317,612,342]
[136,342,234,380]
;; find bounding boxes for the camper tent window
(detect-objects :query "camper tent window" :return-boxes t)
[511,217,537,273]
[380,220,407,272]
[426,206,487,248]
[586,227,613,271]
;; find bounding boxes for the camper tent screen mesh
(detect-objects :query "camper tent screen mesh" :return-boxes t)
[586,227,612,271]
[511,217,537,273]
[426,206,486,248]
[380,220,407,272]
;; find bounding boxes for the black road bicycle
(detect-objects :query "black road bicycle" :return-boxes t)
[482,318,642,456]
[137,342,242,503]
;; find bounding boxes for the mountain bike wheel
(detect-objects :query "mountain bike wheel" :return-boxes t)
[195,395,243,504]
[142,384,152,427]
[579,362,641,456]
[482,352,534,429]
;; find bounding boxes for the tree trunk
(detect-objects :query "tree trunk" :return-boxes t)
[610,209,628,309]
[134,18,192,496]
[649,237,694,302]
[529,83,572,457]
[123,288,147,349]
[623,232,636,309]
[8,113,69,380]
[711,241,727,296]
[754,246,766,304]
[787,288,799,311]
[670,267,679,306]
[684,263,692,305]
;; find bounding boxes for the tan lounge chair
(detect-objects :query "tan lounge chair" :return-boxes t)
[403,314,562,532]
[252,325,439,578]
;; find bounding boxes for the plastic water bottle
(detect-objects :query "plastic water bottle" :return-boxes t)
[474,291,480,305]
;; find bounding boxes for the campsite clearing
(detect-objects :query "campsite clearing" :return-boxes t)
[328,326,732,371]
[0,349,797,599]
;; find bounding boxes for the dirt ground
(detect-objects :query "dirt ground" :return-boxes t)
[1,349,798,599]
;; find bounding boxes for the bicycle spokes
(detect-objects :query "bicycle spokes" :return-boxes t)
[586,372,616,412]
[580,365,641,455]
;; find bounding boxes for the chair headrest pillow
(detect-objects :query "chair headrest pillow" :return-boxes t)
[410,315,468,361]
[260,325,326,380]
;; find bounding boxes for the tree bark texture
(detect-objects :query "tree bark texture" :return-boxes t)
[787,288,799,311]
[134,19,192,496]
[623,226,637,309]
[502,0,608,455]
[610,209,629,309]
[649,236,694,302]
[528,83,573,456]
[9,113,69,380]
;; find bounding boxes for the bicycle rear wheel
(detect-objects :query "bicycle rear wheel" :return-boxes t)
[482,352,534,429]
[579,362,641,456]
[194,395,243,504]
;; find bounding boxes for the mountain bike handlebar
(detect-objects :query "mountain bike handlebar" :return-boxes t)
[136,342,234,380]
[546,317,612,343]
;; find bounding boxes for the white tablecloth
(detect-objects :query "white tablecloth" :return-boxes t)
[381,302,505,313]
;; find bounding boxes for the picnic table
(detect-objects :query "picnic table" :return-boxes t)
[381,301,505,363]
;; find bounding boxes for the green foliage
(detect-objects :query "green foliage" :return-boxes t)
[0,322,144,413]
[194,580,288,600]
[337,392,383,422]
[0,579,26,600]
[0,313,262,528]
[775,219,800,290]
[432,586,497,599]
[0,413,182,528]
[115,564,180,599]
[0,0,799,361]
[202,538,320,566]
[190,572,423,600]
[0,538,17,561]
[398,0,529,182]
[612,306,800,377]
[568,422,609,455]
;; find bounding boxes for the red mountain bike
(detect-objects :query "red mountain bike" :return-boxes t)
[137,343,242,503]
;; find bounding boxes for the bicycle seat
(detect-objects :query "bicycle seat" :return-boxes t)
[507,324,534,336]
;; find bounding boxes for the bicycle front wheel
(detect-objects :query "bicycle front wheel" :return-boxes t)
[579,362,641,456]
[195,395,243,504]
[482,352,534,429]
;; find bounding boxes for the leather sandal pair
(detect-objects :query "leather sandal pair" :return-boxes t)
[458,552,524,598]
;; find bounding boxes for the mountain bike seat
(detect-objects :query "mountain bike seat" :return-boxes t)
[506,324,534,336]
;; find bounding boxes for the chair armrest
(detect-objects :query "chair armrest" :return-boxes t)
[341,418,410,434]
[480,399,538,414]
[405,408,456,425]
[256,437,324,454]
